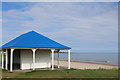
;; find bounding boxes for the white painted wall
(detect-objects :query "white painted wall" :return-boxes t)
[20,49,51,70]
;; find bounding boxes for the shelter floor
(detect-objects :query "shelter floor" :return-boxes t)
[13,65,68,73]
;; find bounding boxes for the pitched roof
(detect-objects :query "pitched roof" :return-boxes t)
[1,31,71,49]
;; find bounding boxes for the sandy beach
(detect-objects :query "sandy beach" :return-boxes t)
[54,60,118,69]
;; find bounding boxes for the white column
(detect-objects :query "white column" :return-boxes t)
[10,49,14,72]
[5,49,8,70]
[0,51,1,68]
[68,49,71,69]
[0,51,1,69]
[1,50,4,69]
[32,49,36,70]
[57,53,60,68]
[51,49,55,70]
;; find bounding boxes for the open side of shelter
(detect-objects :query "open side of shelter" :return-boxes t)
[0,48,70,72]
[0,31,71,72]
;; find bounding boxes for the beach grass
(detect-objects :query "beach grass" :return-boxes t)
[2,69,118,78]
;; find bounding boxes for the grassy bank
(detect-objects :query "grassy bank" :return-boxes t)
[2,69,118,78]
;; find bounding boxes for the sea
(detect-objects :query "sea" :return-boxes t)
[54,52,118,65]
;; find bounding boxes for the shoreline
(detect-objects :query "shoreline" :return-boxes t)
[54,59,118,69]
[56,59,118,66]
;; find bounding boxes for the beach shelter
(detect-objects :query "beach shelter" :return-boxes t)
[0,31,71,72]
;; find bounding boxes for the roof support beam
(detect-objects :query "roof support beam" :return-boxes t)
[1,50,4,69]
[32,49,36,70]
[51,49,55,70]
[10,49,14,72]
[68,49,71,69]
[5,49,8,70]
[57,53,60,68]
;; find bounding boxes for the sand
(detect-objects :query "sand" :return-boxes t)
[54,60,118,69]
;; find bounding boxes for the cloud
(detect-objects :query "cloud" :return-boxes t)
[2,2,118,53]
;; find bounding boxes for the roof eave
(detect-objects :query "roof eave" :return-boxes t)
[1,47,71,50]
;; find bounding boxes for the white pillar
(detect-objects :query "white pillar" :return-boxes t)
[32,49,36,70]
[51,49,55,70]
[57,53,60,68]
[68,49,70,69]
[1,50,4,69]
[0,51,1,68]
[5,49,8,70]
[10,49,14,72]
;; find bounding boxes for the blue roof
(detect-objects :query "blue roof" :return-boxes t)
[1,31,71,49]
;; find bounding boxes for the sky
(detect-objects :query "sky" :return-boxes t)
[1,0,120,2]
[1,2,118,53]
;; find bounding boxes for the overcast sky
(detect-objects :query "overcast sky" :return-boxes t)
[2,2,118,53]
